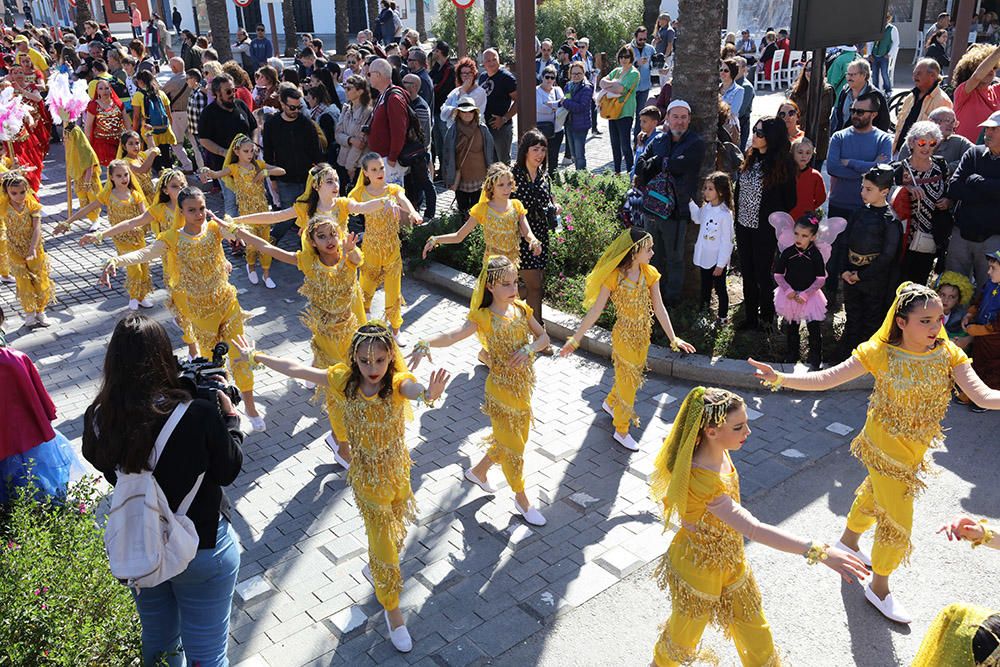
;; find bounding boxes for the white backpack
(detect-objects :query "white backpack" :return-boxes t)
[103,402,204,591]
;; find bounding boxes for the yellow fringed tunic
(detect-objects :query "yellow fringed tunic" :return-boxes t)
[2,198,52,314]
[125,154,157,202]
[604,264,659,434]
[327,364,416,611]
[845,339,970,576]
[351,184,404,329]
[653,457,778,667]
[99,188,152,301]
[469,199,527,269]
[159,221,253,392]
[0,214,9,278]
[295,198,367,325]
[469,300,536,493]
[228,161,273,270]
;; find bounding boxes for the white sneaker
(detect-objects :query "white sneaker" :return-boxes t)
[303,380,316,390]
[35,312,50,327]
[835,540,872,569]
[393,330,407,347]
[864,584,913,624]
[264,276,276,289]
[88,220,101,232]
[325,434,351,470]
[601,400,614,417]
[613,431,640,451]
[514,499,547,526]
[0,274,14,284]
[464,468,496,494]
[128,298,140,311]
[246,266,259,285]
[247,415,266,432]
[138,297,154,308]
[23,312,37,327]
[384,610,412,653]
[561,156,572,165]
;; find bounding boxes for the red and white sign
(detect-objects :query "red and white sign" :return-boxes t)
[452,0,474,8]
[233,0,252,7]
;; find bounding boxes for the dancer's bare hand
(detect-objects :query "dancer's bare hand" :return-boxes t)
[100,263,117,288]
[79,232,98,246]
[747,357,778,382]
[343,232,358,254]
[232,334,255,358]
[426,368,450,401]
[938,515,986,543]
[672,337,696,354]
[406,347,430,370]
[823,546,870,583]
[510,347,532,368]
[559,340,578,357]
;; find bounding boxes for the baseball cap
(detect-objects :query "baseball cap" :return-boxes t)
[985,249,1000,263]
[979,110,1000,128]
[666,99,691,113]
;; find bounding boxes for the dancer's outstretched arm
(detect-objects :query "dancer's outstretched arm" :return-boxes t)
[748,356,867,391]
[953,364,1000,409]
[651,286,695,353]
[560,287,610,357]
[407,319,479,369]
[232,335,329,385]
[939,514,1000,549]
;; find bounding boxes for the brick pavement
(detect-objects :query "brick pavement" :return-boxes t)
[2,104,879,666]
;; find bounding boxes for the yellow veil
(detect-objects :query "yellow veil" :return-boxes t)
[582,229,653,310]
[871,282,947,347]
[469,254,517,313]
[649,387,742,529]
[63,125,102,221]
[912,603,1000,667]
[0,173,41,217]
[99,162,145,207]
[347,167,367,201]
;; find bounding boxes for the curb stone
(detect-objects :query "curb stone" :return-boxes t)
[413,261,874,392]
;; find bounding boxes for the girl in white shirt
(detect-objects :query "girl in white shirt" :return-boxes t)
[689,171,735,321]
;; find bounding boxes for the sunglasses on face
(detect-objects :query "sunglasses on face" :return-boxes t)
[753,127,765,137]
[915,138,939,147]
[777,109,797,118]
[849,107,875,115]
[543,74,555,80]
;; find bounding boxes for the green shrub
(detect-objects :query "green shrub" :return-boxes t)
[0,477,142,665]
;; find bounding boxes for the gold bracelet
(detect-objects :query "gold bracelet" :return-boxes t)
[805,542,829,565]
[520,343,535,357]
[669,338,681,353]
[567,336,580,350]
[93,231,104,244]
[761,373,784,392]
[430,236,440,249]
[418,388,437,408]
[972,519,995,549]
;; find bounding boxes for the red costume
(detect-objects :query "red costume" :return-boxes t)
[87,97,126,166]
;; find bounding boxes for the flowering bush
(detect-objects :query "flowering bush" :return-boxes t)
[0,476,141,664]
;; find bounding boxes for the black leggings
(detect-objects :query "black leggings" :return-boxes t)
[700,267,729,317]
[735,223,777,325]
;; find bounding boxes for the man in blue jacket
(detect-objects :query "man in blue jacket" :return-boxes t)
[249,25,273,71]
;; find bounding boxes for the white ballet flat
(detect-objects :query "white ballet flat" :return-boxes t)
[138,297,154,308]
[514,499,547,526]
[864,584,913,624]
[246,266,259,285]
[264,277,276,289]
[325,434,351,470]
[128,298,140,311]
[601,400,614,417]
[464,468,496,494]
[835,540,872,568]
[384,610,412,652]
[23,312,37,327]
[613,431,640,451]
[35,312,50,328]
[247,415,266,433]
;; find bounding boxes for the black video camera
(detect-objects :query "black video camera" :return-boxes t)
[177,342,242,407]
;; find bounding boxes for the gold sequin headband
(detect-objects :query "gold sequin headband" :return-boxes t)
[701,390,741,428]
[896,284,939,313]
[485,262,517,283]
[350,320,395,358]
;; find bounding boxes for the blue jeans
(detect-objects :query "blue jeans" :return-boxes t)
[133,519,240,667]
[565,127,587,170]
[608,117,634,174]
[220,180,239,218]
[273,180,306,244]
[871,55,892,94]
[632,89,650,137]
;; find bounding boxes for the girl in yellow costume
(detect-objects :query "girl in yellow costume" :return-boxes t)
[749,282,1000,624]
[560,228,695,452]
[349,153,423,340]
[199,134,285,288]
[648,387,867,667]
[0,173,52,327]
[76,169,199,359]
[229,162,395,325]
[117,130,159,202]
[421,162,543,269]
[59,160,153,310]
[234,215,363,468]
[100,186,267,432]
[408,255,551,526]
[232,324,449,654]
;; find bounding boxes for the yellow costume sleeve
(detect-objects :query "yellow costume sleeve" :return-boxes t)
[851,339,886,375]
[642,264,662,286]
[157,229,181,289]
[512,199,527,217]
[945,340,971,368]
[387,184,403,197]
[96,188,111,207]
[515,299,534,322]
[602,270,619,294]
[467,306,492,348]
[27,198,42,216]
[293,202,310,229]
[468,201,489,226]
[392,371,417,399]
[295,250,315,279]
[337,198,351,224]
[326,363,351,398]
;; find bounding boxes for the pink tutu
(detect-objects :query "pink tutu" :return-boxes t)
[774,286,828,323]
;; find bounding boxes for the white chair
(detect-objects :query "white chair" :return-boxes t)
[781,50,803,87]
[757,49,784,91]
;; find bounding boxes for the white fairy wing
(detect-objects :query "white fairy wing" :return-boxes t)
[768,211,796,252]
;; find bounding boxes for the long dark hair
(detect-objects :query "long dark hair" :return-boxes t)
[344,324,397,400]
[740,116,794,189]
[299,163,338,216]
[89,314,191,473]
[479,255,518,310]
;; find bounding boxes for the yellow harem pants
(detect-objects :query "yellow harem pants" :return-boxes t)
[846,471,913,577]
[482,377,531,493]
[183,292,254,392]
[245,224,273,271]
[11,245,54,314]
[0,230,10,276]
[352,475,416,611]
[308,312,359,444]
[608,325,650,434]
[654,534,777,666]
[113,235,153,301]
[359,247,403,330]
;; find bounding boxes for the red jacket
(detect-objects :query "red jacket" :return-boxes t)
[0,348,56,459]
[790,167,827,221]
[367,85,410,164]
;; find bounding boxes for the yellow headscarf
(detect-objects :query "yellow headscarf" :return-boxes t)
[99,162,145,207]
[63,125,102,221]
[582,229,653,310]
[649,387,743,529]
[871,282,947,347]
[0,173,40,217]
[347,166,368,201]
[912,603,1000,667]
[220,134,258,189]
[469,254,517,313]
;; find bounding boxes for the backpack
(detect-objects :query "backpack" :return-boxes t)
[103,402,204,591]
[142,90,170,135]
[386,88,427,168]
[642,170,678,222]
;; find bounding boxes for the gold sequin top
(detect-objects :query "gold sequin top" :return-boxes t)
[297,251,361,331]
[126,155,157,202]
[228,161,269,216]
[1,198,42,258]
[174,222,236,315]
[294,199,350,235]
[148,201,178,236]
[679,462,745,571]
[604,264,659,348]
[327,364,416,491]
[470,199,527,268]
[351,184,402,259]
[99,188,147,246]
[92,101,125,141]
[469,300,536,405]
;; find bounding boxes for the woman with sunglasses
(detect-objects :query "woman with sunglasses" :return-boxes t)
[719,59,744,130]
[535,65,565,174]
[777,100,804,143]
[893,121,950,285]
[789,60,834,170]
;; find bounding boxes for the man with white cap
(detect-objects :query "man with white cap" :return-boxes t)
[946,110,1000,287]
[639,99,706,304]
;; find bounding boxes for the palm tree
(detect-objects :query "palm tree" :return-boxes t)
[367,0,379,38]
[205,0,233,61]
[484,0,496,49]
[282,0,297,56]
[415,0,426,41]
[643,0,659,34]
[75,0,93,35]
[336,0,350,54]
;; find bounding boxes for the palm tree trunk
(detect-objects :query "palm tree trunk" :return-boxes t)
[673,0,726,299]
[282,0,298,56]
[643,0,659,35]
[336,0,350,54]
[415,0,425,41]
[367,0,379,36]
[75,0,93,35]
[205,0,233,62]
[483,0,496,49]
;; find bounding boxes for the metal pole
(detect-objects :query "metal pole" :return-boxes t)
[267,1,278,55]
[457,5,466,58]
[513,0,535,133]
[805,48,825,150]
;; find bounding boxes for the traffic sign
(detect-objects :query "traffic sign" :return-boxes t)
[452,0,474,9]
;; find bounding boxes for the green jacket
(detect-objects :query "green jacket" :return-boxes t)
[826,50,858,94]
[872,24,894,57]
